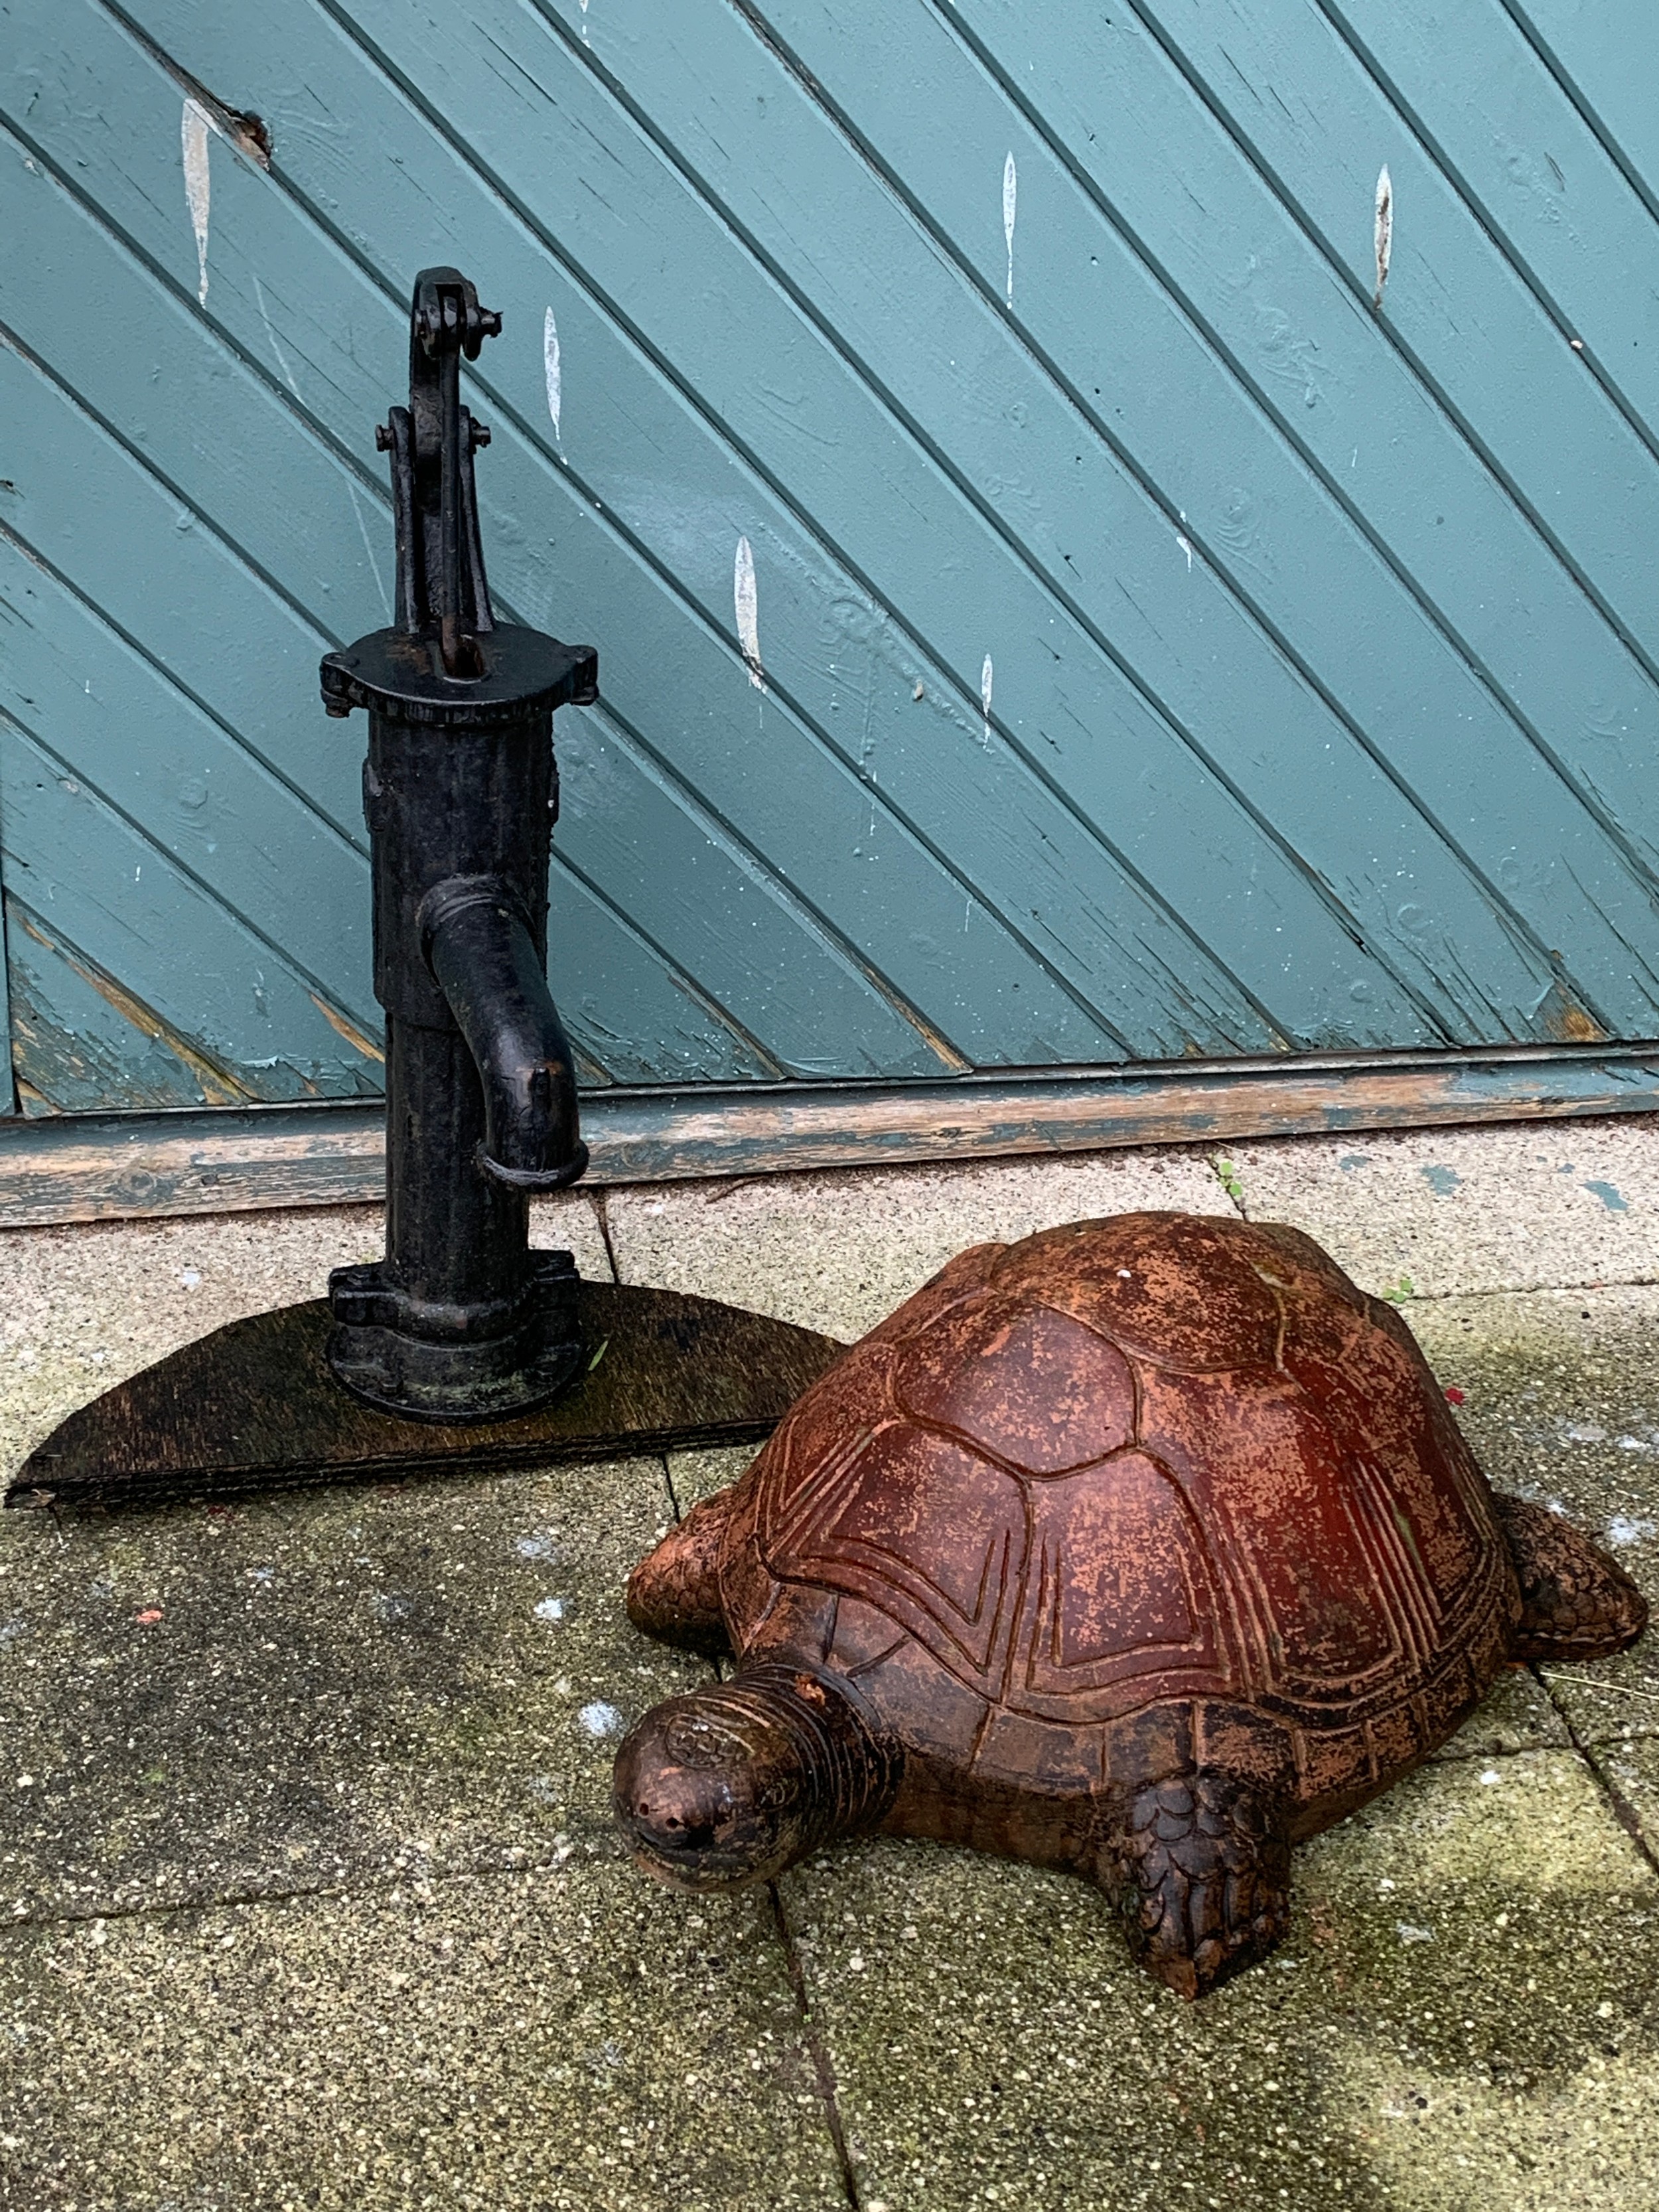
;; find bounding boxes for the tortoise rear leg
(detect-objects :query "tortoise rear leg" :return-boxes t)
[1494,1493,1648,1662]
[626,1486,737,1657]
[1095,1767,1293,2000]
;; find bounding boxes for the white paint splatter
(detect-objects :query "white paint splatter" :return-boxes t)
[735,535,764,689]
[1478,1768,1502,1786]
[980,652,993,747]
[181,98,213,306]
[1002,152,1017,305]
[1373,165,1393,313]
[578,1700,622,1738]
[1396,1923,1435,1944]
[1176,532,1194,573]
[1607,1514,1658,1547]
[534,1597,567,1624]
[543,306,562,444]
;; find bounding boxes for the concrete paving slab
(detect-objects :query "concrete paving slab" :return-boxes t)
[0,1858,847,2211]
[0,1453,703,1923]
[1221,1118,1659,1298]
[784,1749,1659,2211]
[1408,1290,1659,1746]
[0,1193,611,1474]
[605,1147,1234,1339]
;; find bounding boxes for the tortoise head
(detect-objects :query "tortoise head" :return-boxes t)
[613,1664,901,1891]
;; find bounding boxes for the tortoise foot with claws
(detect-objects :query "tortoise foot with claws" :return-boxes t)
[616,1214,1646,1997]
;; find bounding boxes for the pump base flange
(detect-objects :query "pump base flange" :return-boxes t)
[7,1282,844,1512]
[326,1249,585,1423]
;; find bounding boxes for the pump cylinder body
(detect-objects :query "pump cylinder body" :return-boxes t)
[320,626,597,1422]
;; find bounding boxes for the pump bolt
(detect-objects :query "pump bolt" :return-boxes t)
[375,421,394,452]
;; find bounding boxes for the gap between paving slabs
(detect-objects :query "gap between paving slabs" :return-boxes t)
[668,1443,863,2211]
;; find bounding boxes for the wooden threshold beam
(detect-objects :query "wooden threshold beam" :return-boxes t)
[4,1043,1659,1230]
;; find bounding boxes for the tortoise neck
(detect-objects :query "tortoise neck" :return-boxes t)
[731,1662,903,1853]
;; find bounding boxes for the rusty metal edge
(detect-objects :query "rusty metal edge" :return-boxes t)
[5,1042,1659,1228]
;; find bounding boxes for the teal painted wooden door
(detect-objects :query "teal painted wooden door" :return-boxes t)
[5,0,1659,1112]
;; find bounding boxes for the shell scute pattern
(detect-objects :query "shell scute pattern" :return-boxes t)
[739,1213,1512,1770]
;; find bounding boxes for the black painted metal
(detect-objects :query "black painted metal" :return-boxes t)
[319,267,599,1422]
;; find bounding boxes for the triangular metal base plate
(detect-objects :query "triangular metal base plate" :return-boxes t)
[8,1284,843,1511]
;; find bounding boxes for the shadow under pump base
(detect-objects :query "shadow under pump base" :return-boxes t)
[6,267,841,1511]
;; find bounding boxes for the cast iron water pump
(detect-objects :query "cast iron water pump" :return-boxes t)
[9,265,842,1509]
[319,267,595,1422]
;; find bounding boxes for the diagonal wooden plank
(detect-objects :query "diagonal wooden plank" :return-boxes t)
[54,0,1283,1062]
[1512,0,1659,225]
[575,0,1659,1043]
[0,523,378,1023]
[1105,0,1659,889]
[1106,0,1659,686]
[1,54,1133,1074]
[0,717,380,1098]
[6,895,225,1112]
[556,707,954,1078]
[544,857,781,1085]
[0,329,364,845]
[109,0,1433,1054]
[1329,0,1659,452]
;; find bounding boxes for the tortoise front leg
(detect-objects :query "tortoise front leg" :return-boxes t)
[614,1663,902,1891]
[1094,1766,1293,1999]
[625,1486,739,1656]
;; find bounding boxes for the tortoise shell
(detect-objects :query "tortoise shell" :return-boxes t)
[717,1211,1512,1836]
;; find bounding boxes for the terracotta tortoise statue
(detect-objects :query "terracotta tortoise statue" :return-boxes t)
[614,1213,1646,1996]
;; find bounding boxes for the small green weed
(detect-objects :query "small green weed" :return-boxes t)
[1214,1155,1246,1205]
[1378,1274,1417,1304]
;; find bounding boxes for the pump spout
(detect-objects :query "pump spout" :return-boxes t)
[421,877,588,1191]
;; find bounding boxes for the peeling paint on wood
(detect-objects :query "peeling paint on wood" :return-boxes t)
[1001,149,1017,304]
[180,96,211,306]
[543,304,562,445]
[6,899,230,1112]
[733,534,763,690]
